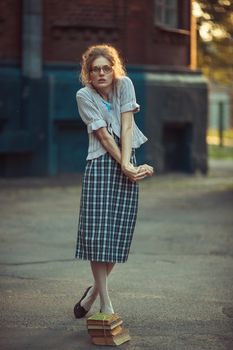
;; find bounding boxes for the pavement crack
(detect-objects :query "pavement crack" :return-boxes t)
[0,274,37,280]
[0,258,75,266]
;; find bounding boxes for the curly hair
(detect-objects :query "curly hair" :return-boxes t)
[80,44,126,86]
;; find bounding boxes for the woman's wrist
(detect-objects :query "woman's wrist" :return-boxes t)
[121,162,131,172]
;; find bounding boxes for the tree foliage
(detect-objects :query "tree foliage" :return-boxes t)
[195,0,233,86]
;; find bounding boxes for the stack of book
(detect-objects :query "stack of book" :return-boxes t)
[86,312,131,346]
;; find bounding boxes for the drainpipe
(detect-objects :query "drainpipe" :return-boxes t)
[22,0,42,78]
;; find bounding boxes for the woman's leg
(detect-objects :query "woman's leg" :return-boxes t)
[90,261,114,314]
[106,262,115,276]
[80,262,116,312]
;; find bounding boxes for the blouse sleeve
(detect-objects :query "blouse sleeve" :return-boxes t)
[76,91,107,134]
[119,76,140,114]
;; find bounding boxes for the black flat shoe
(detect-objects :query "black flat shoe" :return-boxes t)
[73,286,92,319]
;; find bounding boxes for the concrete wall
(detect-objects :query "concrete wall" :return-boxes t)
[144,69,208,174]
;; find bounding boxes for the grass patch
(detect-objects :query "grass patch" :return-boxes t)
[208,144,233,159]
[207,129,233,158]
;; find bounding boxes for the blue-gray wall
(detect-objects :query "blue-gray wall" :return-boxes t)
[0,64,147,177]
[0,64,208,177]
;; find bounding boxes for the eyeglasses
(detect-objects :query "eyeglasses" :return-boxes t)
[90,65,113,75]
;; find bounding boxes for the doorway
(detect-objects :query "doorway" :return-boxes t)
[163,122,193,172]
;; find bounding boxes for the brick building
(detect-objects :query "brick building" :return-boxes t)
[0,0,208,176]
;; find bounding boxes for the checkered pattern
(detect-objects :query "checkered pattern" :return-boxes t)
[75,135,139,263]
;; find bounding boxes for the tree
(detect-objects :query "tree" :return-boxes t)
[194,0,233,86]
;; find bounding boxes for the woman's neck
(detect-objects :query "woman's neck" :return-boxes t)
[96,86,112,102]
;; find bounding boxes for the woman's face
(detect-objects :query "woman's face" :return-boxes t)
[89,56,114,92]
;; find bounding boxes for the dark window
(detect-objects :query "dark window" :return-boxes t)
[154,0,178,28]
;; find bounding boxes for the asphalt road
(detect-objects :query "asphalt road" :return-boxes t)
[0,159,233,350]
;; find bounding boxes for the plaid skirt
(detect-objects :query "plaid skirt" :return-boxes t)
[75,134,139,263]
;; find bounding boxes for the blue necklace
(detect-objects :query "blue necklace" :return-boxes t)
[101,98,111,112]
[96,90,111,112]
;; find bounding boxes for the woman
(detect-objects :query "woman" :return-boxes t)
[74,44,153,318]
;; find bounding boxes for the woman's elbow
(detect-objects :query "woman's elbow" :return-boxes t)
[94,127,111,143]
[121,123,133,135]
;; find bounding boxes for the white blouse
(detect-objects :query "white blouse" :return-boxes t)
[76,75,148,160]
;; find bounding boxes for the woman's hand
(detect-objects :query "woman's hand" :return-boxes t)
[138,164,154,177]
[121,163,149,182]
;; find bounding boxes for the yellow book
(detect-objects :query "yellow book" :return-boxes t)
[91,327,131,346]
[88,325,123,338]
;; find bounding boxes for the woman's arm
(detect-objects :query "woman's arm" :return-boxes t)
[94,127,121,164]
[120,112,149,180]
[94,126,147,182]
[121,111,154,179]
[121,111,134,171]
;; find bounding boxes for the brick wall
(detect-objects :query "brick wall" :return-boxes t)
[43,0,127,63]
[42,0,191,66]
[0,0,191,66]
[0,0,22,61]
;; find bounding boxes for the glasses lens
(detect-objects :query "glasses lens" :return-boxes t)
[103,65,112,74]
[92,67,100,74]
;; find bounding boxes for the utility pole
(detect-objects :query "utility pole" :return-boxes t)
[190,0,197,70]
[218,101,224,147]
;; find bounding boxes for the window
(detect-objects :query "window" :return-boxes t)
[154,0,178,28]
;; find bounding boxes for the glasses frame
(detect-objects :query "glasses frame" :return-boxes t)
[90,65,113,75]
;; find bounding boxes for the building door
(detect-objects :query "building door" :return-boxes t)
[163,122,193,172]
